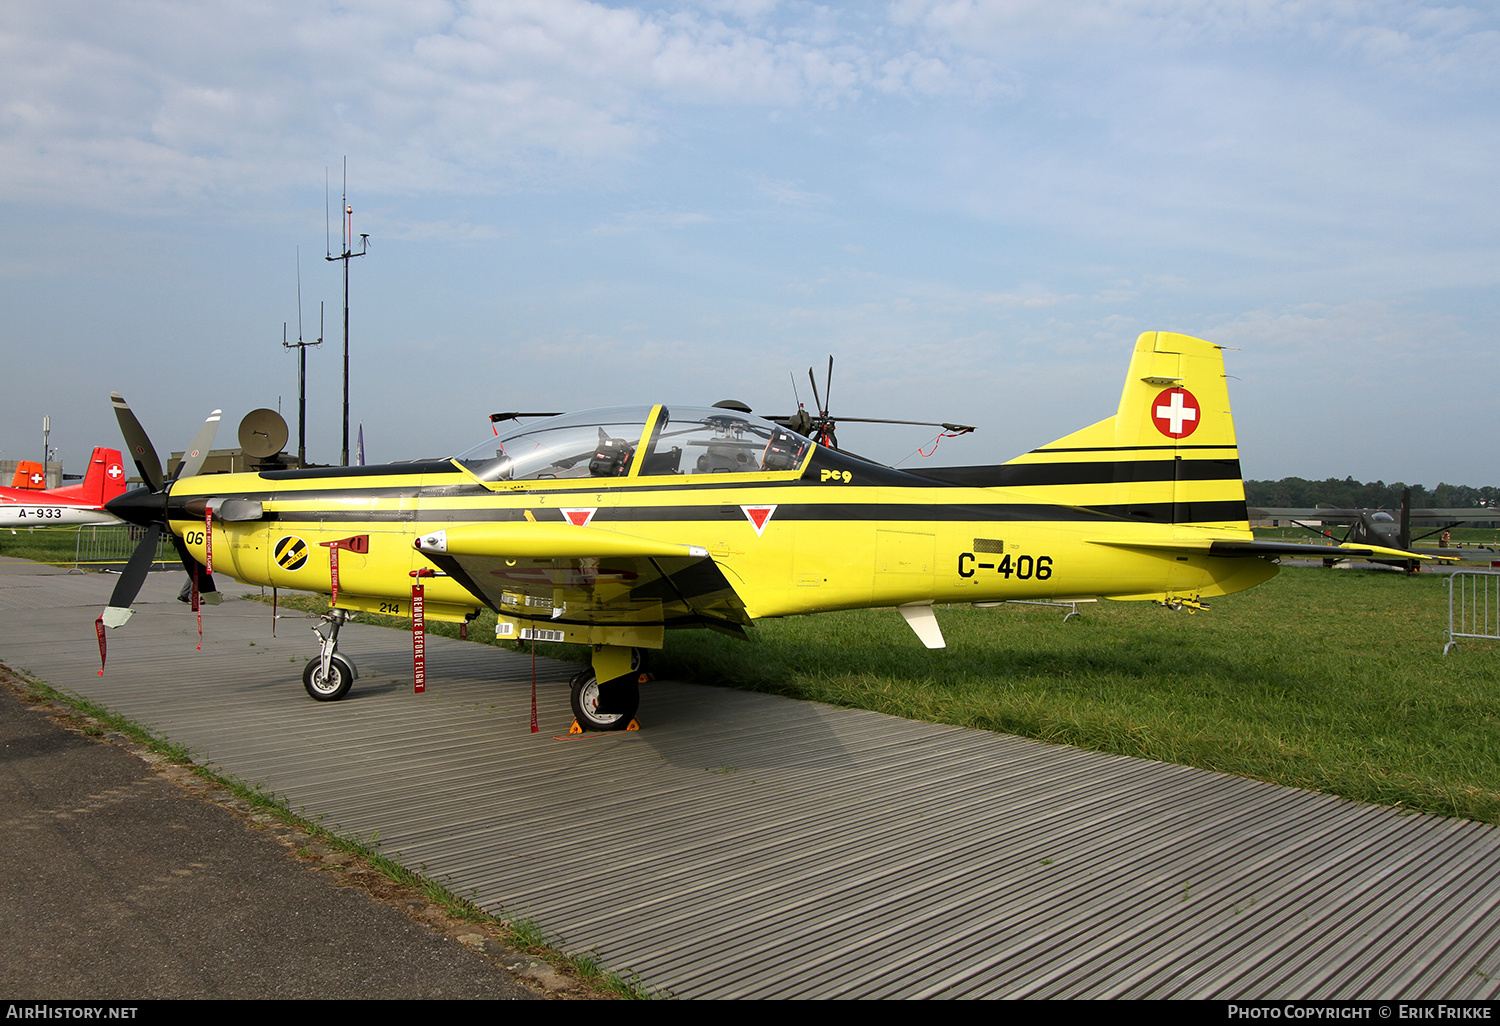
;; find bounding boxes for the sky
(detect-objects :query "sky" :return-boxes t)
[1,0,1496,486]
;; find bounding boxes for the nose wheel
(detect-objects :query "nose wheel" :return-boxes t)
[304,654,355,701]
[303,609,359,701]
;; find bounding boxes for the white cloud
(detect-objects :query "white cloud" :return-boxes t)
[0,1,1035,214]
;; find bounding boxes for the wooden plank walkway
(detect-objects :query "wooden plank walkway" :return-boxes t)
[2,558,1497,999]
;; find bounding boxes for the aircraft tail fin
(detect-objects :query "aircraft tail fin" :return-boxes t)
[11,460,47,490]
[51,448,127,505]
[1005,331,1250,536]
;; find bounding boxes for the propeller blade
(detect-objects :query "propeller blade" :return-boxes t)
[170,534,221,605]
[172,409,222,482]
[110,393,164,492]
[808,368,823,419]
[100,524,160,628]
[824,355,834,416]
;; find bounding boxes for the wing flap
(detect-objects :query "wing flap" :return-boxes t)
[414,523,748,632]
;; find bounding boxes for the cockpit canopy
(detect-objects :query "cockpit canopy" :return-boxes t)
[454,405,813,483]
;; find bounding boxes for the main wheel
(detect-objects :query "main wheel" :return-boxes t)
[303,655,354,702]
[570,668,639,731]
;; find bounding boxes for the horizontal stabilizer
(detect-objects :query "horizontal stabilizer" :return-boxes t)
[1090,538,1445,561]
[1210,540,1450,561]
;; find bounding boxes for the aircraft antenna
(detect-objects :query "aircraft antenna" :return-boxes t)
[282,248,323,467]
[325,157,368,467]
[824,356,834,418]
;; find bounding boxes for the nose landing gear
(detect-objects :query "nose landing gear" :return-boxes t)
[303,609,360,701]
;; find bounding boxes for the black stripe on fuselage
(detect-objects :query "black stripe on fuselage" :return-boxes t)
[257,461,463,480]
[908,458,1242,488]
[236,498,1249,527]
[182,455,1242,508]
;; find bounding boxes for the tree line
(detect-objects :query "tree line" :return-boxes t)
[1244,477,1500,510]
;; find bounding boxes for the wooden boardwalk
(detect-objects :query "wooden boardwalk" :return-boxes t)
[3,557,1497,999]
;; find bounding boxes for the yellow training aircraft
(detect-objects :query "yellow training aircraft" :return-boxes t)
[100,331,1421,729]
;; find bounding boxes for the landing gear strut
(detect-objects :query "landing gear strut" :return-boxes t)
[569,647,648,731]
[303,609,360,701]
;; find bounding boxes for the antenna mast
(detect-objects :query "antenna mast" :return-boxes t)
[282,247,322,466]
[325,157,368,467]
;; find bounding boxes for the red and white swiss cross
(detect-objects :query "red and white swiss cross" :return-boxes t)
[1150,387,1200,439]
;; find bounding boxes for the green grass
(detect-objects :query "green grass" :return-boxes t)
[263,566,1500,824]
[0,525,89,563]
[0,525,175,567]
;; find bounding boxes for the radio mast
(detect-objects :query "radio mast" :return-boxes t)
[282,247,322,466]
[326,158,368,467]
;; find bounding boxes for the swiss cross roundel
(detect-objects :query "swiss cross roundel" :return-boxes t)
[1150,387,1200,439]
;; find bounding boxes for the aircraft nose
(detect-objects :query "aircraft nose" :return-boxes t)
[105,485,163,527]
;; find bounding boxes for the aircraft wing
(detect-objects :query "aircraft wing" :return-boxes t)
[413,523,751,637]
[1249,507,1362,522]
[1408,508,1500,522]
[1251,506,1497,524]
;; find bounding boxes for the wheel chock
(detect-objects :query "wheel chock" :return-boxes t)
[567,718,641,734]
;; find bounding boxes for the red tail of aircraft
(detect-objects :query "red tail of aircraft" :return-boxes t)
[10,460,47,490]
[49,448,128,505]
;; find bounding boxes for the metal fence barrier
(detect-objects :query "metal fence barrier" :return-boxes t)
[1445,570,1500,654]
[72,525,177,568]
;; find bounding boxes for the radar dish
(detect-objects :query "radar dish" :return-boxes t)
[238,409,289,459]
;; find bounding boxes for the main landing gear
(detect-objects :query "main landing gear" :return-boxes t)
[303,609,360,702]
[570,647,650,732]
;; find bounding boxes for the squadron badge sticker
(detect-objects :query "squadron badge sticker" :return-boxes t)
[274,535,309,571]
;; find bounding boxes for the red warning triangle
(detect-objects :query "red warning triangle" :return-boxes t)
[741,504,777,536]
[562,508,596,527]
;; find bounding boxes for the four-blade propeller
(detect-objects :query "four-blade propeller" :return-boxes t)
[99,394,221,628]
